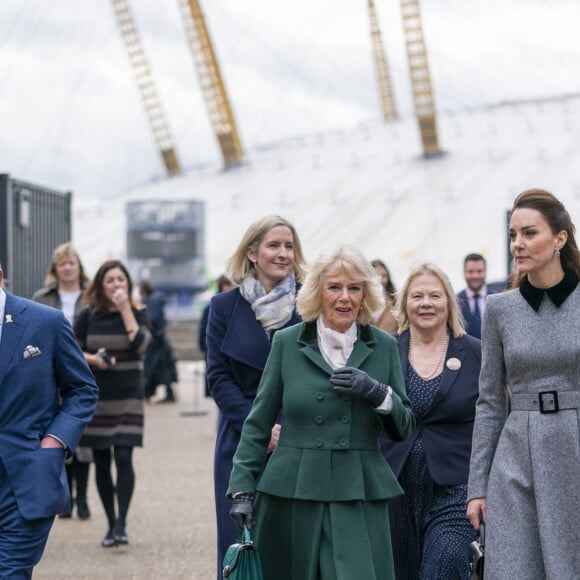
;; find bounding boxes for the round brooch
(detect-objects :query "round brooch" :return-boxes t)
[446,357,461,371]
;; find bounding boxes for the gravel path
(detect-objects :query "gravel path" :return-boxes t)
[35,361,218,579]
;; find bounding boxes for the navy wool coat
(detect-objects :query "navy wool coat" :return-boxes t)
[205,287,301,579]
[381,330,481,486]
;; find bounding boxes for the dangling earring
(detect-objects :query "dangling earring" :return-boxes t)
[555,250,561,257]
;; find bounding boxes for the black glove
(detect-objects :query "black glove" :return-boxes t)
[229,493,255,531]
[330,366,388,407]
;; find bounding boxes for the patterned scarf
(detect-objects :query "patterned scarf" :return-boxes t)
[239,271,296,336]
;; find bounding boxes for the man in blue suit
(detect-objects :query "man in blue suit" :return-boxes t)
[456,253,505,339]
[0,264,98,578]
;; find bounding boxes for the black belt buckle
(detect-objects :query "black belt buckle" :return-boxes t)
[539,390,559,414]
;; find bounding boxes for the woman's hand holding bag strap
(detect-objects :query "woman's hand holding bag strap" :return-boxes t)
[222,524,263,580]
[229,492,255,531]
[468,522,485,580]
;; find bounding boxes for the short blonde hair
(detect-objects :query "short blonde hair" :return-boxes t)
[396,262,465,338]
[227,215,306,284]
[297,245,384,325]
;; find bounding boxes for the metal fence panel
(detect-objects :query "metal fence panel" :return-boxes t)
[0,174,71,297]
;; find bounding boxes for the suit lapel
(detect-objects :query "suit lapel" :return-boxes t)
[429,336,464,411]
[397,330,464,412]
[396,331,410,380]
[346,339,373,369]
[221,292,272,370]
[0,293,28,381]
[221,291,302,371]
[299,322,332,374]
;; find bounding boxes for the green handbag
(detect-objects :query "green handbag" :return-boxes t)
[222,525,263,579]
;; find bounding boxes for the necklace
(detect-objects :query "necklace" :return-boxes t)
[409,333,449,381]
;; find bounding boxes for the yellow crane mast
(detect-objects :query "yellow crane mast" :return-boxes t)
[111,0,181,176]
[400,0,442,156]
[177,0,244,168]
[368,0,398,122]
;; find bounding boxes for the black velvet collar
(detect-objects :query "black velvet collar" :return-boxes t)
[519,270,578,311]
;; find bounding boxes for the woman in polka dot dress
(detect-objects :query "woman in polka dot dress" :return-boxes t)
[381,263,481,579]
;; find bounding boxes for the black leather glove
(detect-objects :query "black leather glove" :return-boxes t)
[229,493,255,531]
[330,366,388,407]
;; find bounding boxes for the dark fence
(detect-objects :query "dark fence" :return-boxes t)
[0,174,72,297]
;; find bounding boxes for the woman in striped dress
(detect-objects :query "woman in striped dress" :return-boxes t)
[75,260,151,548]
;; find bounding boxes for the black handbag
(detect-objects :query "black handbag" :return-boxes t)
[468,523,485,580]
[222,525,263,580]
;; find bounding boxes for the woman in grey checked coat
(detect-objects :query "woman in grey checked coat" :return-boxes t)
[467,188,580,579]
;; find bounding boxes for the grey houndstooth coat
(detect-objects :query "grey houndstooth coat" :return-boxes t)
[468,285,580,580]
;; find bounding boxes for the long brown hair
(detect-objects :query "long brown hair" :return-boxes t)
[85,259,139,312]
[509,189,580,287]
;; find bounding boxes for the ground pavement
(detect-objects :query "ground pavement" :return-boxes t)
[35,361,218,580]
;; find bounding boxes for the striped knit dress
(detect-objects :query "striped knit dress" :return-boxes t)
[75,307,151,448]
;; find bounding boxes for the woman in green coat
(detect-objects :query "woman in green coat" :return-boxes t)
[228,245,415,580]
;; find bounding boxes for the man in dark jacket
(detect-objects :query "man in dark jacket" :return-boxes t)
[139,281,177,403]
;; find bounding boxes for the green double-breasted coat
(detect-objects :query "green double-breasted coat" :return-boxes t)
[228,321,415,580]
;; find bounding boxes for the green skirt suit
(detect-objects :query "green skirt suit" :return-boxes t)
[228,321,415,580]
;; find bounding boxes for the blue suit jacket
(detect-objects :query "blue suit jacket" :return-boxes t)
[457,283,505,339]
[380,330,481,486]
[0,292,98,520]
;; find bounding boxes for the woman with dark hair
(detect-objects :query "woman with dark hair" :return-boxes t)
[206,215,306,579]
[467,188,580,578]
[75,259,151,548]
[371,259,398,333]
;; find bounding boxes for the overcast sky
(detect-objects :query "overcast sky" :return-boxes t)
[1,0,579,200]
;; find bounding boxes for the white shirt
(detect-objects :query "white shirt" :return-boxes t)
[59,289,81,326]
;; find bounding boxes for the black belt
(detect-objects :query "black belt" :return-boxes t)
[511,390,580,414]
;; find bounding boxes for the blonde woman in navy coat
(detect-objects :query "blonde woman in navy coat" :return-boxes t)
[205,215,306,580]
[227,245,415,580]
[381,263,480,579]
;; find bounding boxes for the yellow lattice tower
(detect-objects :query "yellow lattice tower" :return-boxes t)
[111,0,181,176]
[400,0,442,157]
[368,0,398,122]
[178,0,244,168]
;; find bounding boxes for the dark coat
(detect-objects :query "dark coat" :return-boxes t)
[205,287,301,580]
[381,329,481,486]
[457,283,504,339]
[142,290,175,395]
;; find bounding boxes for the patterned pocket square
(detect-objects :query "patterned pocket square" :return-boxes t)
[23,345,42,359]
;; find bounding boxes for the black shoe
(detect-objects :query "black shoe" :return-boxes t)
[114,527,129,545]
[101,530,117,548]
[76,497,91,520]
[157,396,176,404]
